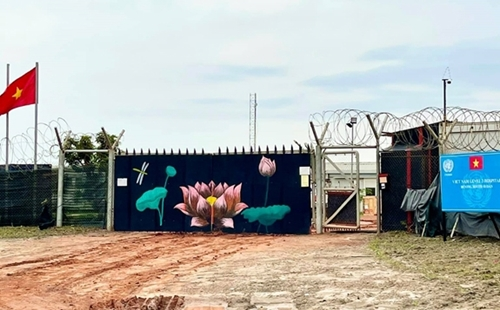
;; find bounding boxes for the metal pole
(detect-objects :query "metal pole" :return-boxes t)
[5,64,9,171]
[350,125,354,183]
[355,151,360,227]
[441,79,448,241]
[56,149,64,226]
[375,142,381,235]
[443,79,447,126]
[106,129,124,231]
[315,144,323,234]
[310,149,316,227]
[254,93,257,150]
[366,114,382,235]
[34,62,39,170]
[106,149,115,231]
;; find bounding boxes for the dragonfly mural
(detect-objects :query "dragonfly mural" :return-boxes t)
[133,161,149,185]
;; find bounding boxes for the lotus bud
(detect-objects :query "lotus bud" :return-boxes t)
[258,156,276,177]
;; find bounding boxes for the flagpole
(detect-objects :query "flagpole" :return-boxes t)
[5,64,9,172]
[34,62,39,170]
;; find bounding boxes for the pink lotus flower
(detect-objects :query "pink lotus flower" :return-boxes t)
[174,181,249,229]
[258,156,276,177]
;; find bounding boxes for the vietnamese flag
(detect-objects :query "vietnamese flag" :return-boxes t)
[0,67,36,116]
[469,155,483,170]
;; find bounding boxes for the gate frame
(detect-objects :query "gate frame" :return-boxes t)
[310,114,385,234]
[54,128,125,231]
[322,149,360,229]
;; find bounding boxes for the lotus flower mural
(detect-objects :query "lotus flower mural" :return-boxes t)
[258,156,276,207]
[174,181,249,229]
[241,155,291,233]
[135,165,177,225]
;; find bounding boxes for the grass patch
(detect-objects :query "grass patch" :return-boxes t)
[0,226,104,239]
[369,231,500,285]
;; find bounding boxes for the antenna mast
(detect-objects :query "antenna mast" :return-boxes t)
[249,93,257,149]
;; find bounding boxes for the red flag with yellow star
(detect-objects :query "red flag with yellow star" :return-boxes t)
[0,67,36,116]
[469,155,483,170]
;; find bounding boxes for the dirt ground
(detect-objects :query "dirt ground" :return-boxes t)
[0,232,496,310]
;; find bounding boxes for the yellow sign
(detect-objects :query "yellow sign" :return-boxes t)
[300,175,309,187]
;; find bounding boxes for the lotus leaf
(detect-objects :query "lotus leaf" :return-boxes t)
[136,187,168,212]
[241,205,291,227]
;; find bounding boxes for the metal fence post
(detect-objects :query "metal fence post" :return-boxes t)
[375,144,381,234]
[310,149,316,228]
[315,144,323,234]
[106,149,114,231]
[104,128,124,231]
[56,149,64,227]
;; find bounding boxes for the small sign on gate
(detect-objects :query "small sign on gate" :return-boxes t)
[299,166,311,175]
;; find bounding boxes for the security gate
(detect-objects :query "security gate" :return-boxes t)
[322,150,361,230]
[309,113,385,234]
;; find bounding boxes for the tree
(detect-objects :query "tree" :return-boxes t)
[63,132,120,168]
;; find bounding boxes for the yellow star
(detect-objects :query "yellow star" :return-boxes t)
[12,87,23,100]
[473,159,479,167]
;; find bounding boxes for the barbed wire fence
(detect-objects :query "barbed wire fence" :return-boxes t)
[309,106,500,233]
[309,106,500,151]
[0,118,70,167]
[0,118,119,228]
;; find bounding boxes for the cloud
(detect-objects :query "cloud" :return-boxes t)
[4,0,500,163]
[216,34,286,66]
[188,98,237,105]
[465,90,500,111]
[303,36,500,92]
[380,84,434,92]
[192,65,287,82]
[180,0,302,14]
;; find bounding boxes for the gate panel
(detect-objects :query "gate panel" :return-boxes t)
[326,190,357,225]
[114,152,312,234]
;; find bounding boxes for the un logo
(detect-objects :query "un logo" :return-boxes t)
[443,159,454,173]
[462,171,492,209]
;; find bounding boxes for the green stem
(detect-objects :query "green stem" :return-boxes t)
[159,176,170,226]
[264,176,270,207]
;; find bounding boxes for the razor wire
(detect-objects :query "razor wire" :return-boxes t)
[309,106,500,152]
[0,118,71,168]
[0,118,110,170]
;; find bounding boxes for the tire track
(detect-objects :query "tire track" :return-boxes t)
[0,233,282,310]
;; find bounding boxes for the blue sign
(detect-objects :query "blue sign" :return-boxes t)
[440,152,500,213]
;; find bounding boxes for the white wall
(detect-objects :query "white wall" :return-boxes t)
[325,174,377,190]
[323,159,378,190]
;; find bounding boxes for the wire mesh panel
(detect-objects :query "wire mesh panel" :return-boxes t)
[0,165,55,226]
[326,190,357,225]
[381,150,439,231]
[63,163,108,227]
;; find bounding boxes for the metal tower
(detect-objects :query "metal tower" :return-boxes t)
[249,93,257,149]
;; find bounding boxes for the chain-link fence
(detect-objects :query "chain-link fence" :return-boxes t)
[0,165,56,227]
[0,160,109,228]
[380,149,440,231]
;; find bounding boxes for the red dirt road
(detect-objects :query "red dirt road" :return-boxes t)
[0,232,282,310]
[2,231,483,310]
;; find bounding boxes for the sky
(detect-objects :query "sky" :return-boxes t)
[1,0,500,165]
